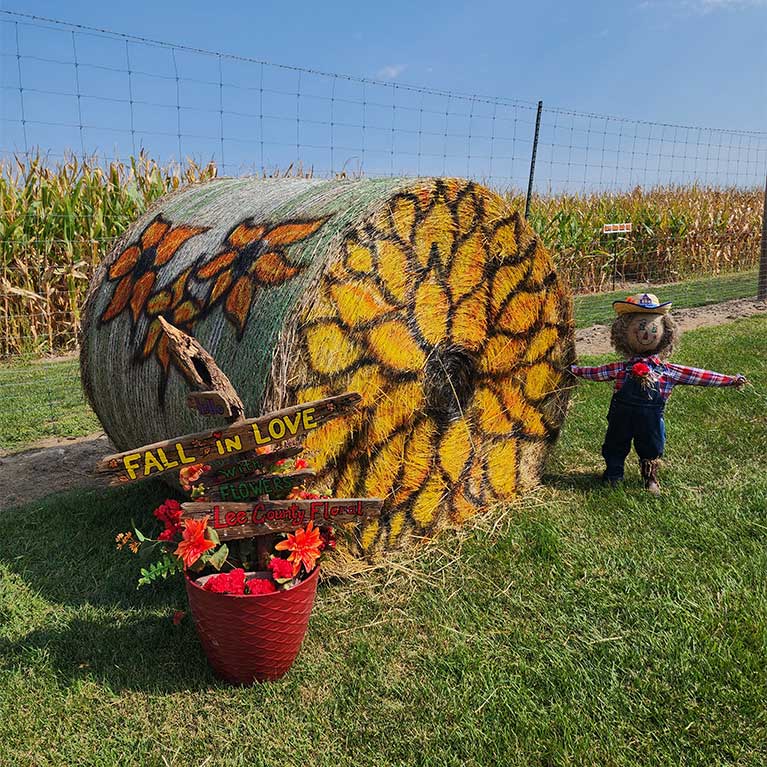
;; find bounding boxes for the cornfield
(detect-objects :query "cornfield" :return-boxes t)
[1,153,763,357]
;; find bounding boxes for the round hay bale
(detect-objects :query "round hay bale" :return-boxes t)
[81,177,574,554]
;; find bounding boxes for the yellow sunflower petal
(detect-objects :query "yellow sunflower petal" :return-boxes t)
[490,262,530,316]
[390,195,417,242]
[366,321,425,372]
[108,245,140,280]
[526,241,554,287]
[303,413,358,473]
[542,289,563,325]
[359,519,380,551]
[172,299,199,326]
[364,431,407,497]
[305,321,364,374]
[448,231,486,302]
[467,454,487,501]
[413,201,454,268]
[479,334,526,375]
[330,280,396,327]
[524,326,559,362]
[473,385,514,435]
[294,384,330,404]
[489,217,520,261]
[486,440,518,499]
[344,364,386,406]
[451,287,488,352]
[376,240,409,303]
[387,509,407,548]
[414,271,449,346]
[140,319,163,359]
[345,240,374,273]
[368,381,424,446]
[496,383,547,437]
[170,268,192,306]
[438,419,474,483]
[411,474,447,529]
[524,362,562,401]
[456,191,478,236]
[394,417,437,504]
[450,487,479,524]
[498,291,544,334]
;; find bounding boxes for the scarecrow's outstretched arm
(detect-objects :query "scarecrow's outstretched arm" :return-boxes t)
[664,363,746,387]
[569,361,623,382]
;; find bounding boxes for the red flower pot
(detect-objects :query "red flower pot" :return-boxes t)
[184,567,319,684]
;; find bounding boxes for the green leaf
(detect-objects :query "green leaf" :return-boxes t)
[207,527,220,545]
[208,544,229,571]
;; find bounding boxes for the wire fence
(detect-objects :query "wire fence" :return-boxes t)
[1,9,765,451]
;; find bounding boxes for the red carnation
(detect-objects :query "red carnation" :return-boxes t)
[632,362,650,377]
[295,458,309,470]
[202,568,246,595]
[153,499,183,540]
[269,557,294,580]
[248,578,277,596]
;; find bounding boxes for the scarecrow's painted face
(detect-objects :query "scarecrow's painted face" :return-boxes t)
[627,314,663,352]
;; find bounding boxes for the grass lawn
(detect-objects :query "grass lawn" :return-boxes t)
[1,316,765,766]
[573,269,759,328]
[0,356,100,451]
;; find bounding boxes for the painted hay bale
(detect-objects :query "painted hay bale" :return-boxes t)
[81,177,574,553]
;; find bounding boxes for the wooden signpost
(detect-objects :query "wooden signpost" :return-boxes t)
[181,499,383,541]
[205,469,315,502]
[94,318,382,545]
[95,393,360,485]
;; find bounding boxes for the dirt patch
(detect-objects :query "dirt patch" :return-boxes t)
[0,433,112,510]
[2,298,765,509]
[575,297,767,357]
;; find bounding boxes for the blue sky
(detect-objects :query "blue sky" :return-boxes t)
[1,0,765,190]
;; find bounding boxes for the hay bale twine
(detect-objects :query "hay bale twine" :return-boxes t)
[81,177,574,554]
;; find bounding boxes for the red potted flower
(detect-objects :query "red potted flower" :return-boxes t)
[117,461,335,684]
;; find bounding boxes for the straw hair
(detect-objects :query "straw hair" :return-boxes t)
[80,177,575,558]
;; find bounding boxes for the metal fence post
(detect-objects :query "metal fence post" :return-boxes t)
[524,100,543,221]
[759,173,767,300]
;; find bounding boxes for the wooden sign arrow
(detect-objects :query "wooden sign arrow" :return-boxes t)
[204,469,315,502]
[95,393,360,485]
[203,446,304,487]
[181,498,383,541]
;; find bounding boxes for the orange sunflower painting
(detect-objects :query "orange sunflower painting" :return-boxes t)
[100,215,209,327]
[287,179,573,552]
[99,211,332,397]
[194,216,331,338]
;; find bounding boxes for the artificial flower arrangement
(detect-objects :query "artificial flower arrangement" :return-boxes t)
[116,450,336,594]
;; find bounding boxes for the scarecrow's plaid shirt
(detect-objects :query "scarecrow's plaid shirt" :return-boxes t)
[569,355,742,401]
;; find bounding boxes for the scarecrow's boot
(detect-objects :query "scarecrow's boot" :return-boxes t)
[640,459,661,496]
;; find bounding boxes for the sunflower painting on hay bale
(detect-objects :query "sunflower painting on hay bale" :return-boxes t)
[81,176,575,557]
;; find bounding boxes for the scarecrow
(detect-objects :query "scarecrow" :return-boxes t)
[569,293,747,494]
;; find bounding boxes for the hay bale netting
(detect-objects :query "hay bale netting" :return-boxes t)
[81,177,575,554]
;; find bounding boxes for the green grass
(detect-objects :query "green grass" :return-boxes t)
[1,317,766,766]
[0,356,101,451]
[573,269,759,328]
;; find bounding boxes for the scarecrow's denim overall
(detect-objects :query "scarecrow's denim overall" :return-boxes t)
[601,363,666,480]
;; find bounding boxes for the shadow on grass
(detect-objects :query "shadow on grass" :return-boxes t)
[0,614,228,692]
[0,481,183,610]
